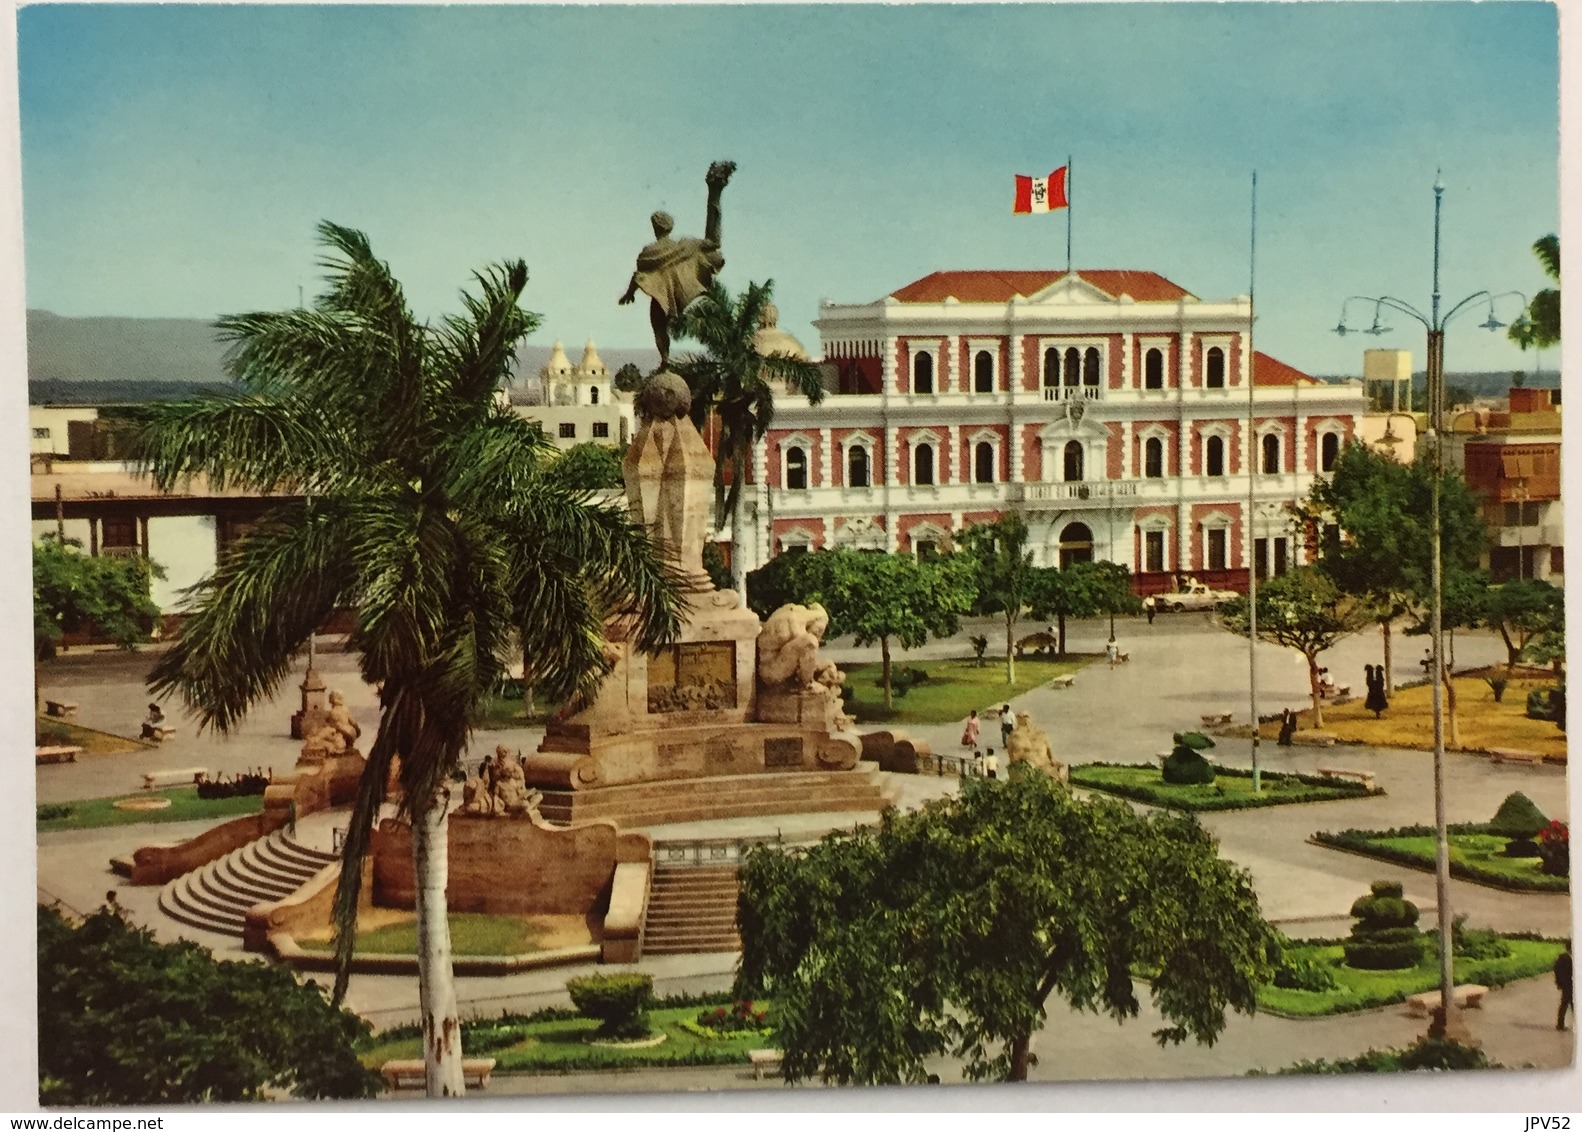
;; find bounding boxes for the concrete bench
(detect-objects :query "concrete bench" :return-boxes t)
[1490,747,1545,766]
[1316,766,1377,790]
[142,767,207,790]
[1201,712,1233,727]
[380,1058,496,1091]
[1048,674,1076,690]
[35,745,81,765]
[141,723,179,742]
[1319,684,1350,700]
[748,1048,784,1079]
[1405,984,1488,1017]
[43,700,77,719]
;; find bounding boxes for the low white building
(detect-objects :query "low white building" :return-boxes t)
[512,340,634,450]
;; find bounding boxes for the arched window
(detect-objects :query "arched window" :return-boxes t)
[1144,436,1164,479]
[1042,348,1060,389]
[975,350,994,393]
[1261,433,1281,475]
[1320,431,1340,472]
[1083,347,1101,387]
[1206,347,1226,388]
[914,443,935,486]
[1059,521,1094,569]
[1063,440,1084,483]
[1206,435,1225,477]
[913,352,934,395]
[975,441,995,484]
[1064,347,1081,387]
[589,386,600,405]
[785,446,808,490]
[1145,348,1164,389]
[848,444,870,488]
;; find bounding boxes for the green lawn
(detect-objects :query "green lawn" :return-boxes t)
[298,913,545,957]
[358,1004,769,1073]
[840,656,1097,725]
[1260,937,1564,1017]
[1069,763,1380,811]
[37,787,263,832]
[1313,824,1569,893]
[470,688,559,731]
[36,717,148,756]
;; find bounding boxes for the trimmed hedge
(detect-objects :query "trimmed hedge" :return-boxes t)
[1258,1037,1496,1075]
[367,989,737,1043]
[567,973,654,1039]
[1071,762,1381,812]
[1313,824,1571,893]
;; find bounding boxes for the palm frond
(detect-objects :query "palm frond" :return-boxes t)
[433,261,538,410]
[126,395,340,495]
[1535,234,1560,282]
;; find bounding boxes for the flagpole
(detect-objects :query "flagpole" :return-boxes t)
[1247,169,1260,794]
[1065,154,1073,274]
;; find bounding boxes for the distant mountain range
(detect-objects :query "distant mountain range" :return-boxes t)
[25,310,659,404]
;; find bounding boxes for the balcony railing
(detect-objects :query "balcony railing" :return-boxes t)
[1041,383,1104,403]
[1013,480,1141,504]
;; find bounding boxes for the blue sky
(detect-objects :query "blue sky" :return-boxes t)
[16,2,1561,376]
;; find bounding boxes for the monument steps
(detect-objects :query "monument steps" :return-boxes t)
[641,863,742,954]
[157,828,338,939]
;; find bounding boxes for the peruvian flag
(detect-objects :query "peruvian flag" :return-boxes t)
[1014,168,1069,214]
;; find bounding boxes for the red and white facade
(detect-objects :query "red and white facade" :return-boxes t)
[743,269,1368,593]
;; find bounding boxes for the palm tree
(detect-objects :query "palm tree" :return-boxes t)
[130,223,682,1097]
[670,280,826,598]
[1510,233,1560,351]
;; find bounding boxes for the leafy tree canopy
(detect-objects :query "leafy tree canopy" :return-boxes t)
[33,537,163,660]
[958,514,1037,682]
[1509,234,1559,351]
[1029,560,1142,622]
[546,441,626,492]
[736,767,1276,1085]
[38,905,380,1105]
[1483,579,1565,670]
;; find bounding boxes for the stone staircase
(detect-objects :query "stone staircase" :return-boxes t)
[158,828,339,938]
[538,763,897,829]
[641,863,741,955]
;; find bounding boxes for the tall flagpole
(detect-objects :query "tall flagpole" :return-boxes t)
[1065,155,1073,274]
[1247,170,1260,794]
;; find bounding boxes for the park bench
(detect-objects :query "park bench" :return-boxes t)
[380,1058,496,1091]
[142,767,207,790]
[1319,684,1351,700]
[35,745,80,765]
[1490,747,1546,767]
[1404,985,1488,1017]
[748,1049,784,1079]
[1316,766,1377,791]
[141,723,179,743]
[1048,674,1076,690]
[43,700,77,719]
[1200,712,1233,727]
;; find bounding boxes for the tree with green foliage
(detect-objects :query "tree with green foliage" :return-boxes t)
[1161,730,1216,786]
[670,279,827,597]
[1489,791,1548,858]
[38,904,380,1104]
[1028,559,1141,656]
[546,441,626,491]
[958,513,1037,684]
[1509,234,1560,352]
[1303,442,1486,693]
[744,548,842,621]
[1342,881,1423,971]
[795,549,978,709]
[1482,579,1565,674]
[736,765,1276,1084]
[126,223,682,1096]
[1219,568,1374,727]
[33,536,163,661]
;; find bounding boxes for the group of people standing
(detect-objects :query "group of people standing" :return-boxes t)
[958,704,1019,778]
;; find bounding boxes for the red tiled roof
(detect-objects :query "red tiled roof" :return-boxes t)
[889,270,1194,304]
[1252,351,1317,387]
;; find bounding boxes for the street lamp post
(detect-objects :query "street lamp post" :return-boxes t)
[1332,173,1528,1043]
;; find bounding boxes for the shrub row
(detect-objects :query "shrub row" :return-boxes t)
[1070,763,1379,812]
[368,989,736,1043]
[1258,1037,1495,1076]
[1313,826,1570,893]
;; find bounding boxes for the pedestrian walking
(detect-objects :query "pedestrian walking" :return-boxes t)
[1556,941,1573,1031]
[961,710,980,754]
[1364,664,1389,719]
[999,703,1016,748]
[1145,596,1156,625]
[1106,638,1120,668]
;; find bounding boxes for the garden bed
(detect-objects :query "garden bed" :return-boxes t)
[1312,823,1570,893]
[358,994,770,1074]
[1258,936,1564,1017]
[35,717,149,756]
[1068,763,1382,811]
[295,912,587,957]
[37,788,263,832]
[837,656,1096,725]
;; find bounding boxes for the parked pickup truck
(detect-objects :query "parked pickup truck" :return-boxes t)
[1151,580,1237,613]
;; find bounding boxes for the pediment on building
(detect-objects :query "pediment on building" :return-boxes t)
[1023,273,1117,306]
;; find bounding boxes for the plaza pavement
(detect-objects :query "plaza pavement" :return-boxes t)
[33,616,1577,1091]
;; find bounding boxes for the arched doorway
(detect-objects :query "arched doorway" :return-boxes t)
[1058,521,1094,569]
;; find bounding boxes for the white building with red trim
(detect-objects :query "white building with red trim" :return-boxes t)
[743,269,1367,594]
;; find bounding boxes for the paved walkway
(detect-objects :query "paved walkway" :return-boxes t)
[33,619,1577,1095]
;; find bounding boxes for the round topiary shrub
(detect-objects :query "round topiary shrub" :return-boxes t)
[1161,731,1216,786]
[1489,791,1548,858]
[566,973,654,1039]
[1343,880,1424,970]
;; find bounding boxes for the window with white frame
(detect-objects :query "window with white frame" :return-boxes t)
[1144,347,1164,389]
[592,421,610,439]
[1144,528,1167,573]
[1320,430,1341,472]
[914,442,936,486]
[974,349,995,393]
[847,442,872,487]
[1143,435,1165,479]
[785,445,808,490]
[589,386,600,405]
[1204,523,1229,570]
[1205,346,1226,388]
[1204,433,1227,477]
[975,441,996,484]
[1261,432,1281,475]
[912,350,934,394]
[1062,440,1084,482]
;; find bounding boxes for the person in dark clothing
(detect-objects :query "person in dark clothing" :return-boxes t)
[1364,664,1389,719]
[1556,942,1573,1031]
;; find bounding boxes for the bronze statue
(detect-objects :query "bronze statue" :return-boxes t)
[619,160,736,365]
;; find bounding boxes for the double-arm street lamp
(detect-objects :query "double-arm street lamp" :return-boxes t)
[1332,173,1529,1042]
